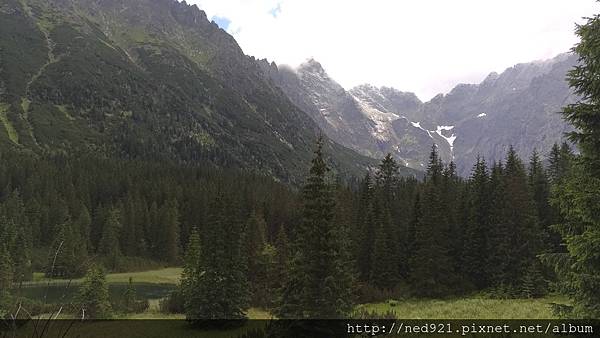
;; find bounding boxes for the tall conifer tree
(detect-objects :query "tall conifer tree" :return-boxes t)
[545,12,600,317]
[277,138,354,319]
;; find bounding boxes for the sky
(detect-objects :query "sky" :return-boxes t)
[189,0,598,101]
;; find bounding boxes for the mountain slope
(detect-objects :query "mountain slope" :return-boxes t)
[265,54,577,174]
[0,0,404,183]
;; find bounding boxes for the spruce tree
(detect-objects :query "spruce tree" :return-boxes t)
[0,243,13,295]
[254,243,278,309]
[273,224,289,298]
[502,147,543,296]
[373,154,404,285]
[74,206,92,255]
[409,145,457,296]
[544,12,600,317]
[375,154,400,204]
[277,138,354,319]
[370,204,398,289]
[355,174,376,282]
[77,265,112,319]
[463,157,490,289]
[123,277,137,311]
[158,199,180,264]
[528,150,553,251]
[99,208,121,270]
[245,210,267,305]
[12,228,32,283]
[485,161,512,292]
[181,226,201,315]
[47,218,88,278]
[184,196,248,326]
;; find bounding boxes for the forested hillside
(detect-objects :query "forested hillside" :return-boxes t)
[0,0,391,184]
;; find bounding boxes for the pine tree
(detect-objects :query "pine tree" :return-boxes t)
[528,150,553,251]
[372,154,405,286]
[181,226,201,315]
[123,277,137,311]
[375,154,400,204]
[184,195,248,326]
[355,174,376,282]
[99,208,121,270]
[74,206,92,255]
[463,157,490,289]
[405,192,421,276]
[77,265,112,319]
[277,138,354,319]
[0,243,13,295]
[485,161,512,292]
[409,145,457,296]
[245,210,267,305]
[370,204,398,289]
[253,243,278,309]
[273,224,289,297]
[547,143,574,185]
[47,218,88,278]
[12,228,32,283]
[157,199,180,264]
[544,13,600,317]
[500,147,542,296]
[442,161,462,281]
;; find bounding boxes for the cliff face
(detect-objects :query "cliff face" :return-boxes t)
[265,53,577,174]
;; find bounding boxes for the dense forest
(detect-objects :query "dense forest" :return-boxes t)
[1,1,600,329]
[0,139,576,314]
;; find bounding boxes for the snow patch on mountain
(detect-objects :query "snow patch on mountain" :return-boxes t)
[352,94,399,141]
[434,125,457,153]
[411,121,434,138]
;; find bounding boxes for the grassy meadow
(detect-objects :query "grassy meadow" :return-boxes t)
[18,267,568,320]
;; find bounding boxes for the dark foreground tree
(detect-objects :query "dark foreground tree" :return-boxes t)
[544,13,600,318]
[77,265,112,319]
[277,138,354,319]
[184,196,249,327]
[410,145,457,296]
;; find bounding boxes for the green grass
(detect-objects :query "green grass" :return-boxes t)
[30,267,183,285]
[0,103,19,144]
[357,295,570,319]
[56,104,75,120]
[106,268,182,284]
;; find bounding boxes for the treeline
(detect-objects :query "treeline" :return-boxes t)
[0,142,573,295]
[352,143,573,300]
[0,151,302,282]
[174,139,576,325]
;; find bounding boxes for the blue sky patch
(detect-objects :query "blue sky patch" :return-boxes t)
[269,3,281,18]
[212,16,231,30]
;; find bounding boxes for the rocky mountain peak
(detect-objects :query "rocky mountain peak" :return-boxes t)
[298,58,327,76]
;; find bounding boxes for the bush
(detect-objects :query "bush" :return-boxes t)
[351,308,397,319]
[76,265,112,319]
[112,299,149,314]
[357,283,410,304]
[0,296,66,319]
[159,289,184,314]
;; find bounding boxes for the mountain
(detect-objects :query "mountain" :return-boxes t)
[261,59,449,169]
[264,54,578,174]
[1,0,416,184]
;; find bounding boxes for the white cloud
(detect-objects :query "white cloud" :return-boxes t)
[189,0,598,101]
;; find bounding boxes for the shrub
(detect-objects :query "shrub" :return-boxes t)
[357,283,410,304]
[351,308,397,319]
[159,289,184,314]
